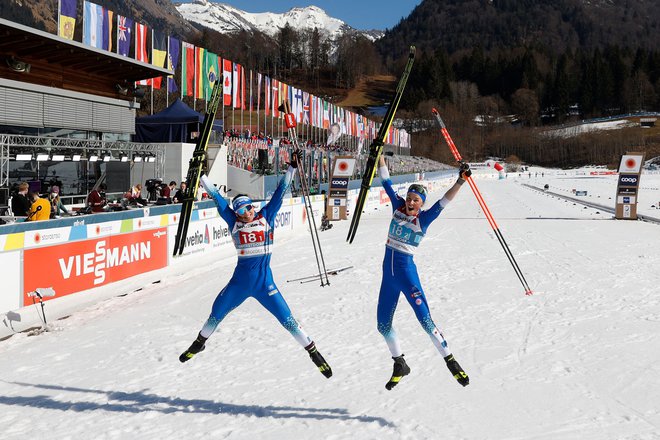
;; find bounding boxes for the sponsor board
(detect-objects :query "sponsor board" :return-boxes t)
[329,189,346,198]
[618,174,639,186]
[23,226,72,248]
[618,187,637,194]
[575,190,588,196]
[623,204,631,218]
[328,198,346,206]
[618,195,636,204]
[0,251,21,311]
[87,221,123,239]
[332,156,356,177]
[329,177,349,188]
[23,228,168,302]
[618,154,643,174]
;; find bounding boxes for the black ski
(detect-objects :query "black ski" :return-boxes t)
[172,81,222,256]
[346,46,415,244]
[286,266,354,283]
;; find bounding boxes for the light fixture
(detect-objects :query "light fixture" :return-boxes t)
[89,155,99,162]
[16,153,32,160]
[36,153,49,161]
[115,83,129,96]
[52,154,65,161]
[6,56,31,73]
[103,155,111,162]
[147,156,156,163]
[72,154,81,161]
[133,156,143,162]
[120,155,128,162]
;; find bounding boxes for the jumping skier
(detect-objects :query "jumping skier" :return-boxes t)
[179,152,332,379]
[376,155,470,389]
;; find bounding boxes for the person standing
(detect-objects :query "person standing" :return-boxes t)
[11,182,31,217]
[179,152,332,379]
[376,155,471,390]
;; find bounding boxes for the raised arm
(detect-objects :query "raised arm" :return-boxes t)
[200,175,235,225]
[421,163,471,224]
[378,156,403,210]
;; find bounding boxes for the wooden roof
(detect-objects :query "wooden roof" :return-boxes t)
[0,18,171,100]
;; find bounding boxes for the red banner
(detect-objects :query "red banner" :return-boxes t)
[24,228,168,303]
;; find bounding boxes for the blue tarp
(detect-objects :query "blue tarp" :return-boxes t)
[134,99,223,143]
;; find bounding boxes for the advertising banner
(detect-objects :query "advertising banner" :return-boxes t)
[615,152,644,220]
[326,156,354,220]
[23,228,169,303]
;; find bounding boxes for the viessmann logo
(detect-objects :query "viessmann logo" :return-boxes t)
[58,240,152,285]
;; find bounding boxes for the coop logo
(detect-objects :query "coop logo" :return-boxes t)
[275,211,291,228]
[618,175,638,186]
[58,239,151,285]
[330,178,348,188]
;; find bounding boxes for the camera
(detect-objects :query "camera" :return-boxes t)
[145,178,163,201]
[27,287,56,298]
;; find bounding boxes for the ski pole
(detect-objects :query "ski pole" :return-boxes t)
[432,108,533,296]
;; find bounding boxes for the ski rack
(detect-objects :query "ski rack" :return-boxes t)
[432,108,533,296]
[281,100,330,287]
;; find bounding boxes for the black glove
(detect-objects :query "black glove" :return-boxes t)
[458,162,472,180]
[289,151,300,169]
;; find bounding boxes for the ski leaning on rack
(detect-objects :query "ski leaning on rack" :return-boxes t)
[172,81,222,256]
[281,100,330,286]
[346,46,416,244]
[431,108,533,296]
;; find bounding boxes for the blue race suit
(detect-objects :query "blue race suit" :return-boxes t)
[198,167,312,348]
[377,166,453,358]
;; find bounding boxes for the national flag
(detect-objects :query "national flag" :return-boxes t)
[232,62,241,109]
[135,22,149,85]
[168,36,180,92]
[149,31,167,88]
[222,59,232,106]
[102,8,113,51]
[279,82,288,117]
[59,0,76,41]
[264,76,270,116]
[271,79,279,118]
[257,73,262,112]
[241,67,246,110]
[303,92,310,124]
[323,100,330,129]
[181,42,195,97]
[117,15,132,57]
[205,52,219,100]
[83,1,103,48]
[249,70,253,112]
[194,46,205,99]
[294,88,304,123]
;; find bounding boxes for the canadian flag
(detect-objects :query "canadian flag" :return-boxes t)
[232,62,242,109]
[222,59,232,106]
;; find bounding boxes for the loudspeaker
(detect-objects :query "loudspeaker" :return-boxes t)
[258,149,268,170]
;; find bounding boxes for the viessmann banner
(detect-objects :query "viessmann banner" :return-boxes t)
[23,228,169,304]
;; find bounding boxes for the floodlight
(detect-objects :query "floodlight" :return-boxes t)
[89,155,99,162]
[134,156,143,162]
[147,156,156,163]
[103,155,111,162]
[16,153,32,160]
[72,154,81,161]
[121,155,128,162]
[52,154,65,161]
[36,153,49,161]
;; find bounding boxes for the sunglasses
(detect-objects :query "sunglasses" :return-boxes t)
[235,204,253,215]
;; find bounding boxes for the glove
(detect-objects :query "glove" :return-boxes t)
[288,151,300,169]
[458,162,472,180]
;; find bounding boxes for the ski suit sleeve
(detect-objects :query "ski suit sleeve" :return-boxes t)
[262,166,295,223]
[378,165,404,211]
[419,196,450,230]
[200,175,235,226]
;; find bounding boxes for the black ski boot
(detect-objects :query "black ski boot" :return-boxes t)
[306,342,332,378]
[385,355,411,390]
[179,333,207,363]
[444,354,469,386]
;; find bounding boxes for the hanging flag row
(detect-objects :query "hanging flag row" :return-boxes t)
[55,0,410,147]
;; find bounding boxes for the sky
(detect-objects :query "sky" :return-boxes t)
[2,168,660,439]
[174,0,422,30]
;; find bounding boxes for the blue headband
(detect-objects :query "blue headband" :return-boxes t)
[232,196,253,211]
[407,189,426,202]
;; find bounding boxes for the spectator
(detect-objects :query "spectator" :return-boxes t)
[27,192,50,221]
[173,182,187,203]
[87,183,107,213]
[129,184,148,206]
[11,182,31,217]
[49,185,69,217]
[165,181,177,202]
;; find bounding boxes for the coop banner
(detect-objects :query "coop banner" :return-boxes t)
[23,228,168,303]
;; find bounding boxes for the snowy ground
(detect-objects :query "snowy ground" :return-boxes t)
[2,171,660,440]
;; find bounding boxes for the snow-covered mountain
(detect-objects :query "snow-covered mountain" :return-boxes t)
[175,0,383,41]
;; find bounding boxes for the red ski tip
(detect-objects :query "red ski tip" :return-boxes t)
[431,108,439,115]
[525,290,534,296]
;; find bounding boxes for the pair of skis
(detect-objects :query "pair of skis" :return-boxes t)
[172,81,222,256]
[346,46,416,244]
[281,100,331,287]
[431,109,533,296]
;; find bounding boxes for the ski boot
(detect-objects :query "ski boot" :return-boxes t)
[179,333,207,363]
[306,342,332,378]
[444,354,469,386]
[385,355,411,390]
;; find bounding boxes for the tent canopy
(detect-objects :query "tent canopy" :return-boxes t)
[134,99,222,143]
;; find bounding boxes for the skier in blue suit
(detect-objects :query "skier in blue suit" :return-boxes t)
[377,155,471,389]
[179,152,332,379]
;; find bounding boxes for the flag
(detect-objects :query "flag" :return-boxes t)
[205,52,219,100]
[257,73,262,113]
[264,76,270,116]
[59,0,76,40]
[83,1,103,48]
[232,62,241,109]
[135,22,148,85]
[294,88,304,122]
[149,31,167,88]
[303,91,310,124]
[117,15,132,57]
[168,36,180,92]
[249,70,253,112]
[271,79,279,118]
[241,67,246,110]
[222,59,232,106]
[194,46,205,99]
[102,8,113,51]
[181,42,195,97]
